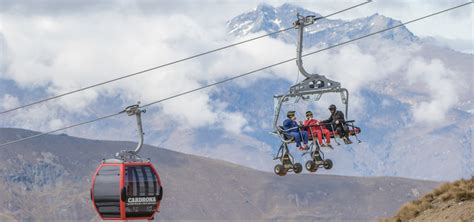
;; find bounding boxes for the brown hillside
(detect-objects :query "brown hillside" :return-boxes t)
[0,128,440,221]
[381,177,474,222]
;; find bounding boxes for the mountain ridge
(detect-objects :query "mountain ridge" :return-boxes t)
[227,3,418,45]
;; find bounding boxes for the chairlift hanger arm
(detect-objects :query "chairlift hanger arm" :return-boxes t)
[115,102,147,161]
[290,14,343,97]
[126,103,146,154]
[279,15,350,132]
[294,13,314,78]
[294,13,325,79]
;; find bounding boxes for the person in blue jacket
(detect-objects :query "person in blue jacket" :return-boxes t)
[283,111,309,151]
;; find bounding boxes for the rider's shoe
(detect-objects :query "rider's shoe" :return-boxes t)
[320,143,327,147]
[327,143,333,148]
[299,145,309,151]
[343,137,352,144]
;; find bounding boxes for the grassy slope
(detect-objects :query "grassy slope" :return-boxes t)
[381,177,474,222]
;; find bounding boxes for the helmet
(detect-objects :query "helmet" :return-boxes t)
[328,104,336,110]
[287,111,296,118]
[305,111,313,117]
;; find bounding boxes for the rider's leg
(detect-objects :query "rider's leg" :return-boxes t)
[343,125,352,143]
[323,129,331,144]
[302,130,309,145]
[314,129,323,145]
[336,125,344,138]
[289,132,302,147]
[343,125,350,137]
[337,125,352,143]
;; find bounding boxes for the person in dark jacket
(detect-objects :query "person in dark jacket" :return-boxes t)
[321,104,352,144]
[282,111,309,150]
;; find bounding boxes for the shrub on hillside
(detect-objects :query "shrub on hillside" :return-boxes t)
[381,176,473,222]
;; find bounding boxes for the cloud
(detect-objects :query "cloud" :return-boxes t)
[301,40,460,125]
[0,100,68,132]
[271,35,462,128]
[427,36,474,54]
[0,7,299,135]
[407,58,459,124]
[0,94,20,110]
[219,111,251,134]
[161,127,274,171]
[2,0,472,41]
[298,40,416,117]
[0,0,110,15]
[160,92,217,128]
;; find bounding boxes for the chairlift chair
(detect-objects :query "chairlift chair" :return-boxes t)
[272,14,361,175]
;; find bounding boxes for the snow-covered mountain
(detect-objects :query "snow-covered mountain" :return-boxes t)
[0,3,472,181]
[227,3,417,45]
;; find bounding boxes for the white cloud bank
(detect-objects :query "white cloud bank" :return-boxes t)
[0,8,299,135]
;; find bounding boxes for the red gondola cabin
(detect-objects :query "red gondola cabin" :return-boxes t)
[91,159,163,220]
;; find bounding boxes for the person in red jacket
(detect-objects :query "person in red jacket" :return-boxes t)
[303,111,332,147]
